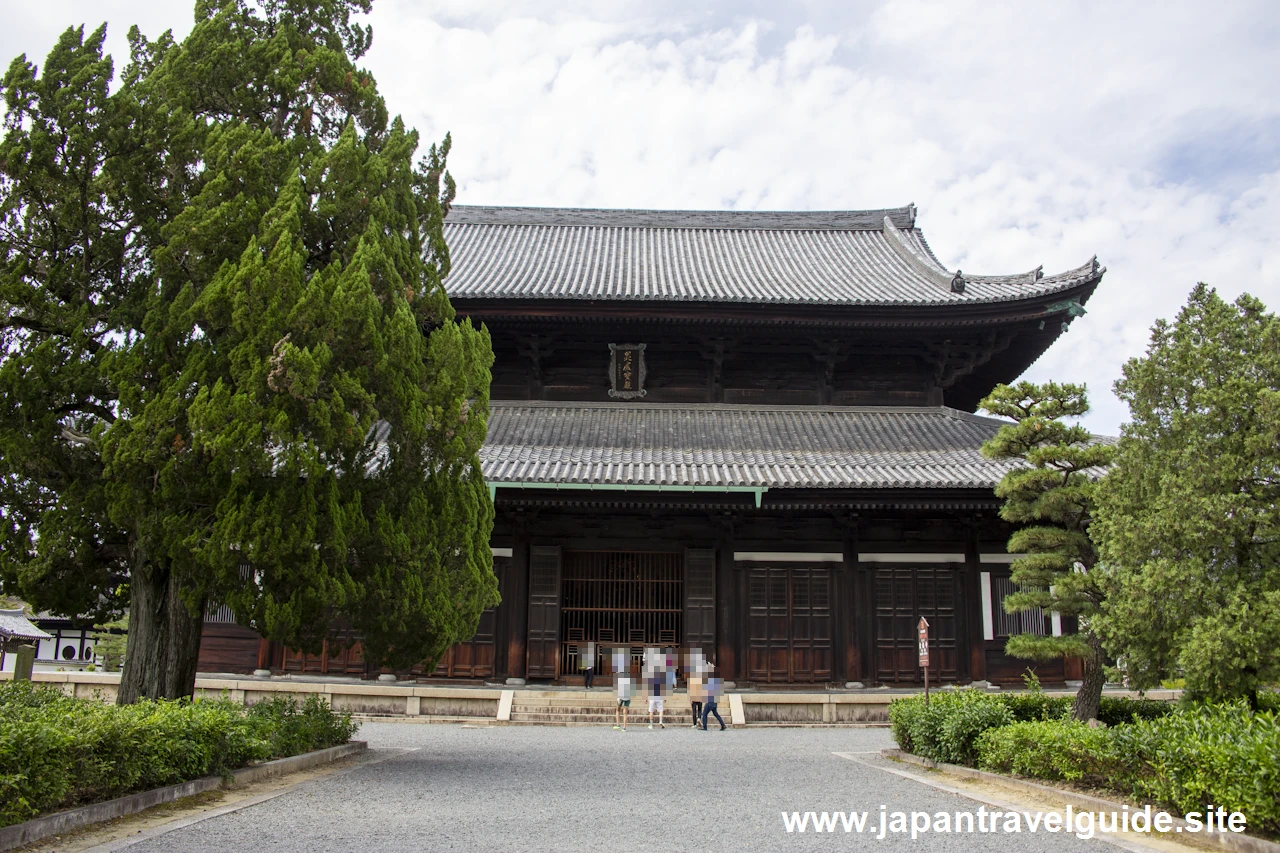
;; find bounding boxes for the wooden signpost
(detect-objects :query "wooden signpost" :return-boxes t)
[918,616,930,704]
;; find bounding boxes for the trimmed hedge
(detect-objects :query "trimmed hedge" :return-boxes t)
[889,689,1012,765]
[0,682,357,828]
[889,688,1280,837]
[977,702,1280,836]
[888,690,1173,765]
[975,719,1143,787]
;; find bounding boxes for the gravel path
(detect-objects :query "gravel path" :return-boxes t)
[124,723,1121,852]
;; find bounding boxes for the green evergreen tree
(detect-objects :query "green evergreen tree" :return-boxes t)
[0,1,496,703]
[1092,285,1280,705]
[979,382,1115,721]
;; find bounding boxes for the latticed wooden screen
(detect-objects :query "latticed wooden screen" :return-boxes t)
[559,551,682,676]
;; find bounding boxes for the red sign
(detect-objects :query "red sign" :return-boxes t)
[917,617,930,668]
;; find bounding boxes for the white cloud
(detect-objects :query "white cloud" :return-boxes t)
[4,0,1277,434]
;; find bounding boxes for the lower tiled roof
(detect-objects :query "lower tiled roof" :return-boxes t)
[0,609,53,641]
[480,401,1019,490]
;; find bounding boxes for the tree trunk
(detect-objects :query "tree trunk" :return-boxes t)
[118,561,205,704]
[1071,631,1106,722]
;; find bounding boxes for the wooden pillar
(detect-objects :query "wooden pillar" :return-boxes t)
[855,524,875,685]
[715,516,737,680]
[965,521,987,683]
[838,518,860,683]
[735,552,750,684]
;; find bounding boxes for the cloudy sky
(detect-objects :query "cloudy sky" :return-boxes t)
[6,1,1279,434]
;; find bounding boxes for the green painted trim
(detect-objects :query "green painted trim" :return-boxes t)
[487,482,767,508]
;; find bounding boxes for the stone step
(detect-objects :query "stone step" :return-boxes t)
[496,717,711,722]
[506,701,696,712]
[510,712,696,721]
[512,693,693,703]
[509,714,697,725]
[511,700,691,709]
[506,701,660,712]
[350,714,492,724]
[509,701,696,712]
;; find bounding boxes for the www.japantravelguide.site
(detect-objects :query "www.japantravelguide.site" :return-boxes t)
[781,803,1248,840]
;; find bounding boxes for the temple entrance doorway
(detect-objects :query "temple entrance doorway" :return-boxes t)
[558,550,682,678]
[873,566,960,683]
[747,564,833,683]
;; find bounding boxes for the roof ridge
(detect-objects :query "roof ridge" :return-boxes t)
[447,205,917,231]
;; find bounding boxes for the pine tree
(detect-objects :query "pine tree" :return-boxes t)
[1092,285,1280,705]
[979,382,1115,721]
[0,1,496,702]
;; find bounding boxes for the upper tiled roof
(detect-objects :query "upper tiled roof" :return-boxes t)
[480,401,1021,489]
[443,205,1102,307]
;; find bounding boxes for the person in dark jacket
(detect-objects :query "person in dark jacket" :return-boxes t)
[702,667,727,731]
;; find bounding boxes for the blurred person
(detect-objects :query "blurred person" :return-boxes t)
[580,641,596,689]
[645,647,667,729]
[702,666,726,731]
[687,661,705,729]
[613,647,632,730]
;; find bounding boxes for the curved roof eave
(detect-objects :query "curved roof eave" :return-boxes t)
[441,204,1105,309]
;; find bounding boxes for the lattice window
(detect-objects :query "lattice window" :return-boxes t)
[991,576,1048,638]
[559,551,682,677]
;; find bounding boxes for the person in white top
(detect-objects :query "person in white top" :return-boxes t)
[612,647,632,731]
[644,647,669,729]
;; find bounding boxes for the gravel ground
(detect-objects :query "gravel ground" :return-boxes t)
[123,723,1121,852]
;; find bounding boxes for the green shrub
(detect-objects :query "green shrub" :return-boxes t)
[0,721,75,827]
[247,695,358,758]
[1129,701,1280,836]
[1097,696,1175,726]
[0,684,357,829]
[1001,692,1071,722]
[888,695,921,754]
[889,690,1012,765]
[1257,691,1280,715]
[976,719,1142,787]
[0,680,75,712]
[976,702,1280,837]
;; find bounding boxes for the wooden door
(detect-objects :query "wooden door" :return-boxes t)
[788,567,832,682]
[873,566,959,683]
[432,605,497,678]
[526,546,562,678]
[683,549,716,656]
[747,565,832,683]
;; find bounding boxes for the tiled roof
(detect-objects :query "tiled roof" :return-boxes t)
[480,401,1021,490]
[0,609,53,641]
[443,205,1102,307]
